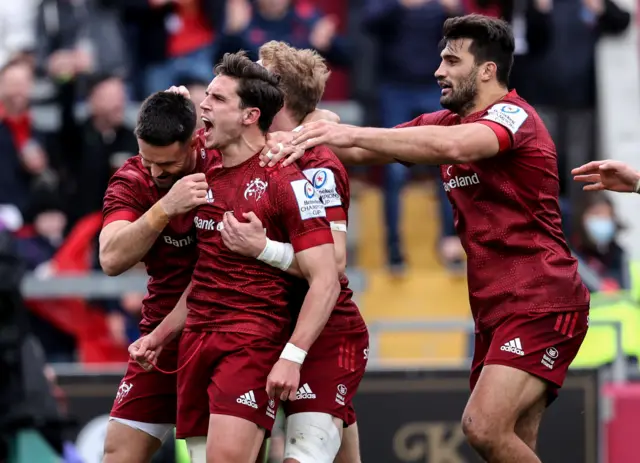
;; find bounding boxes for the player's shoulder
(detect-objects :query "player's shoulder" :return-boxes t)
[299,145,346,173]
[481,91,539,127]
[269,162,308,184]
[110,156,148,185]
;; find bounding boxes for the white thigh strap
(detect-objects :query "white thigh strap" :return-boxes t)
[284,412,341,463]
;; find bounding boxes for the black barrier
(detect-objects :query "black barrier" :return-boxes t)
[353,368,599,463]
[56,367,599,463]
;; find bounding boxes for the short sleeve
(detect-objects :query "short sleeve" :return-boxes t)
[275,172,334,253]
[477,103,530,153]
[301,162,349,223]
[393,111,450,166]
[103,175,147,227]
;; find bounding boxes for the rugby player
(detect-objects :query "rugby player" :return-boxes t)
[220,41,368,463]
[265,14,590,463]
[101,87,339,462]
[572,160,640,194]
[134,52,340,463]
[100,92,213,463]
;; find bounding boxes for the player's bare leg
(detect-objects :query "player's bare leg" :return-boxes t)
[207,414,265,463]
[283,414,343,463]
[102,420,163,463]
[461,364,546,462]
[514,395,546,451]
[334,422,361,463]
[255,439,269,463]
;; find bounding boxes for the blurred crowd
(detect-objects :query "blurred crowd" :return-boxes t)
[0,0,634,362]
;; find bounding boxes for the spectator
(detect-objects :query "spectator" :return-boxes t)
[14,193,67,277]
[516,0,630,211]
[0,59,52,220]
[36,0,127,82]
[56,74,137,225]
[572,192,629,293]
[111,0,226,98]
[219,0,350,67]
[363,0,463,274]
[102,291,144,347]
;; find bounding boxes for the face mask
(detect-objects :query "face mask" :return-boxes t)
[585,217,615,246]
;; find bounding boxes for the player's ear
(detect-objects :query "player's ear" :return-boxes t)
[243,107,261,127]
[481,62,496,83]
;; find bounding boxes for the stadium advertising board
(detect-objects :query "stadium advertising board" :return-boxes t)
[353,369,599,463]
[56,368,598,463]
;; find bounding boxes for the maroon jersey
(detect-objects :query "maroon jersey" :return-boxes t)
[187,154,334,337]
[398,90,589,330]
[298,146,367,332]
[102,130,219,332]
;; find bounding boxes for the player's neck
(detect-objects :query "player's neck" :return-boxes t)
[221,129,266,168]
[465,85,509,117]
[276,112,303,132]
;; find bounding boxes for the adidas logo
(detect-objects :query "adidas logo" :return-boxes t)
[206,189,214,204]
[500,338,524,356]
[296,383,316,400]
[236,390,258,409]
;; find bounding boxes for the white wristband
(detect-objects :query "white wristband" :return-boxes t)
[330,222,347,233]
[280,342,307,364]
[634,178,640,194]
[257,238,294,271]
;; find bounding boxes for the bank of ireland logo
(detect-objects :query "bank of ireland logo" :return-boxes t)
[312,170,327,189]
[501,104,520,114]
[304,181,315,199]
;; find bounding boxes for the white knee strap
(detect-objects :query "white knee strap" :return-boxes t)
[284,412,341,463]
[186,436,207,463]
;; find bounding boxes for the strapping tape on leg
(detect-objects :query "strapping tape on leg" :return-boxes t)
[284,412,341,463]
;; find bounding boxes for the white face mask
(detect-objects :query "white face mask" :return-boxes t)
[585,217,615,247]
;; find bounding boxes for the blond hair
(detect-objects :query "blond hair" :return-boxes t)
[258,41,330,123]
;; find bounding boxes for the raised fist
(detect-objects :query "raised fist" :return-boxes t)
[159,173,209,217]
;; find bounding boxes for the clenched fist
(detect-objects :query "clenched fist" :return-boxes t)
[159,173,209,217]
[128,335,164,371]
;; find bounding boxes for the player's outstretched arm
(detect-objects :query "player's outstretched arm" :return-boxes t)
[100,173,209,276]
[257,109,340,168]
[572,160,640,193]
[290,120,501,165]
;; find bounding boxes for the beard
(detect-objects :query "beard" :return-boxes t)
[440,68,478,115]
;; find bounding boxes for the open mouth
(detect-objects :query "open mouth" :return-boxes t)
[202,117,214,133]
[439,81,453,96]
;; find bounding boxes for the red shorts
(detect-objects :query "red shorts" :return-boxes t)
[110,340,179,424]
[176,330,286,439]
[283,328,369,426]
[470,310,589,402]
